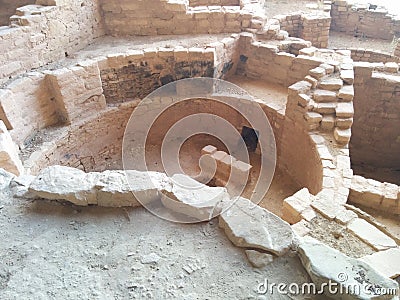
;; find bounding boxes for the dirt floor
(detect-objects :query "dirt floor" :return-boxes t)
[0,187,320,299]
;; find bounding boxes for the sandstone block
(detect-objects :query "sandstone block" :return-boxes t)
[219,197,294,256]
[313,89,337,102]
[298,236,399,299]
[347,218,397,251]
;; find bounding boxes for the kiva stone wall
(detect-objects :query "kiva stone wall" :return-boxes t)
[99,48,215,104]
[0,0,36,25]
[349,49,400,63]
[266,12,331,48]
[236,33,323,87]
[0,60,106,147]
[0,0,104,85]
[99,0,263,36]
[349,175,400,215]
[24,103,136,174]
[350,62,400,170]
[331,0,400,40]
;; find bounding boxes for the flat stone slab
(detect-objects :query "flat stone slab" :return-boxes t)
[338,85,354,101]
[347,218,397,251]
[361,248,400,279]
[28,166,172,207]
[219,197,294,256]
[160,174,230,221]
[298,236,399,299]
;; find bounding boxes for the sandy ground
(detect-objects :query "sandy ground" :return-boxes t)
[0,187,320,299]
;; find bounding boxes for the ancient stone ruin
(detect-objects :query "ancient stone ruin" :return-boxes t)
[0,0,399,299]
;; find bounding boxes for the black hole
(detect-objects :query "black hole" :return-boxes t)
[241,126,259,152]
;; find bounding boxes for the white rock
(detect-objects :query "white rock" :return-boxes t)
[219,197,294,256]
[245,250,274,268]
[28,166,172,207]
[298,236,399,299]
[140,253,161,264]
[360,248,400,279]
[10,174,36,198]
[0,121,24,176]
[161,174,230,221]
[28,166,99,206]
[96,170,170,207]
[0,168,15,190]
[347,218,397,251]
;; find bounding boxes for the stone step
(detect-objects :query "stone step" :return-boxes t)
[313,89,337,102]
[318,78,343,91]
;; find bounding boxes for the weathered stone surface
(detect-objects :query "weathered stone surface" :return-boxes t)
[219,197,294,256]
[28,166,172,207]
[160,174,230,221]
[336,102,354,118]
[304,112,322,124]
[309,67,326,79]
[384,62,399,73]
[361,248,400,279]
[313,89,337,103]
[97,170,170,207]
[291,219,311,237]
[245,250,274,268]
[340,69,354,84]
[334,128,351,144]
[298,236,399,299]
[282,188,313,224]
[319,78,343,91]
[335,209,357,225]
[338,85,354,101]
[0,121,24,176]
[10,174,36,198]
[0,168,14,190]
[29,166,99,206]
[347,218,397,251]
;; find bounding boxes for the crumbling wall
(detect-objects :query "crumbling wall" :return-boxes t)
[0,0,104,85]
[99,48,215,104]
[0,0,36,25]
[99,0,260,36]
[269,12,331,48]
[24,103,136,174]
[331,0,400,40]
[351,62,400,170]
[349,49,400,63]
[236,34,322,87]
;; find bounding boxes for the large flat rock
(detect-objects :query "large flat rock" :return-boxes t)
[29,166,99,206]
[160,174,230,221]
[347,218,397,251]
[298,236,399,299]
[28,166,172,207]
[360,248,400,279]
[219,197,294,256]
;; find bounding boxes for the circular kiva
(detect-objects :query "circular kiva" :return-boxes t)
[122,78,277,223]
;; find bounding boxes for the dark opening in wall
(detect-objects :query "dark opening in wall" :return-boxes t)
[241,126,259,152]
